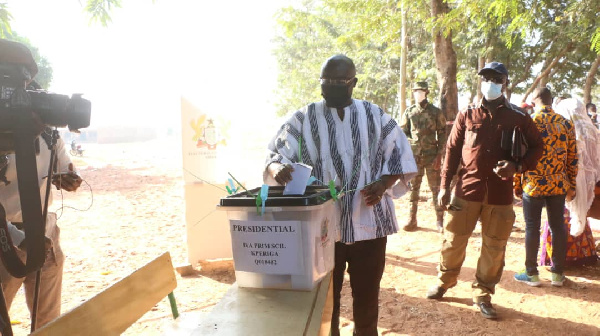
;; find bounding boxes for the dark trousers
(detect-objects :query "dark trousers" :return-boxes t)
[522,194,567,275]
[331,237,387,336]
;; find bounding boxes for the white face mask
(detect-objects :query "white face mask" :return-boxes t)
[413,90,427,103]
[481,81,503,100]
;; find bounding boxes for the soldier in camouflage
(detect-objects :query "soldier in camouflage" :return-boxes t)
[400,81,447,232]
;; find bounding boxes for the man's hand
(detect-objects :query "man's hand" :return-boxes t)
[494,160,516,179]
[514,188,523,199]
[52,163,82,191]
[437,188,451,210]
[360,180,387,206]
[566,188,576,202]
[268,163,294,185]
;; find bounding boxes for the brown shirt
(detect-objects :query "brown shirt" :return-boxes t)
[441,98,543,205]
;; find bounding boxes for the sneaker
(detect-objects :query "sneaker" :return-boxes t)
[426,285,446,300]
[474,301,498,319]
[514,271,541,287]
[551,273,566,287]
[436,220,444,233]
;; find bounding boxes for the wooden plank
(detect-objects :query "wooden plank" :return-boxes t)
[304,273,332,336]
[189,282,323,336]
[319,274,333,336]
[32,252,177,336]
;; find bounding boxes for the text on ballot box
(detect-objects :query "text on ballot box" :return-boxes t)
[230,220,303,274]
[219,186,337,291]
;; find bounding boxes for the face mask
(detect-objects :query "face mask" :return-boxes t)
[322,85,352,108]
[413,91,427,103]
[481,81,503,101]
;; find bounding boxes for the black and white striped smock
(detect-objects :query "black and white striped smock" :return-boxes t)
[265,99,418,243]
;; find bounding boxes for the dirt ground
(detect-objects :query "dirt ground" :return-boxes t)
[7,136,600,335]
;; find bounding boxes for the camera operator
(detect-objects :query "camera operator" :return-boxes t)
[0,125,82,328]
[0,39,83,328]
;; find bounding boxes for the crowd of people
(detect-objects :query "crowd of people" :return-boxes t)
[265,55,599,335]
[0,38,597,335]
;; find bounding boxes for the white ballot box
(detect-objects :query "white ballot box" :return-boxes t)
[218,186,337,291]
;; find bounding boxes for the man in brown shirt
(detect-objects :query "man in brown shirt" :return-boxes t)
[426,62,543,319]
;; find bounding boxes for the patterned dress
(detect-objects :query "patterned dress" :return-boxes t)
[540,208,598,267]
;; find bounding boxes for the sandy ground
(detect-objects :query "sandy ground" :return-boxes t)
[6,136,600,335]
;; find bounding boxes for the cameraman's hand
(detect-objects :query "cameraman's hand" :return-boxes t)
[18,235,53,253]
[52,163,82,191]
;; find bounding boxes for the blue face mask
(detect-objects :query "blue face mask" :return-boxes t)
[481,81,503,100]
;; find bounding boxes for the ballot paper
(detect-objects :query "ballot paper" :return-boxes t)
[283,163,313,195]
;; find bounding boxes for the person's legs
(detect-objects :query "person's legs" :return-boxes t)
[473,203,514,303]
[437,197,481,289]
[545,194,567,275]
[331,242,348,336]
[0,246,27,310]
[425,162,443,230]
[24,216,64,328]
[347,237,387,336]
[405,161,424,230]
[522,195,545,275]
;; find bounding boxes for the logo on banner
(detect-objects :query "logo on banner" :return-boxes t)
[190,114,229,150]
[320,218,329,246]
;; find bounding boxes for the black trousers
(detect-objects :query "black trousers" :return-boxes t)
[331,236,387,336]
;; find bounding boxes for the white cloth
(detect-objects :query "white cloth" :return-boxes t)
[554,98,600,236]
[0,134,72,223]
[265,99,417,243]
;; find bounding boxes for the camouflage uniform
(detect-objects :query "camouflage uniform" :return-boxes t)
[400,83,447,231]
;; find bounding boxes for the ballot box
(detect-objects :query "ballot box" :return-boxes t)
[219,186,337,291]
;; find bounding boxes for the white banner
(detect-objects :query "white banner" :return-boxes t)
[230,220,303,275]
[180,96,232,184]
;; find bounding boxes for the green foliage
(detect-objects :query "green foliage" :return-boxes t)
[0,2,12,37]
[592,27,600,53]
[84,0,123,26]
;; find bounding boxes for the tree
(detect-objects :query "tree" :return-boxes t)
[0,0,124,27]
[431,0,458,122]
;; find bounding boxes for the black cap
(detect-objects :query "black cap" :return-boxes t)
[478,62,508,76]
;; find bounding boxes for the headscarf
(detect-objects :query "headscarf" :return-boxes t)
[554,98,600,236]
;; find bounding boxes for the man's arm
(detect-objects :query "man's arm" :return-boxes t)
[400,108,411,138]
[440,112,465,190]
[360,174,403,206]
[519,115,544,173]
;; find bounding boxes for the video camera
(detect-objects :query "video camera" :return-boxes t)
[0,39,91,154]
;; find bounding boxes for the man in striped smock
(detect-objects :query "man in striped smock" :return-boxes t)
[265,54,417,336]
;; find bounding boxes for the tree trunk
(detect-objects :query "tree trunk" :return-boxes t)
[522,43,573,102]
[431,0,459,122]
[397,2,408,120]
[584,53,600,104]
[476,56,485,103]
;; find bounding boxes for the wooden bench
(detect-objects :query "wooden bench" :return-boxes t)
[32,252,178,336]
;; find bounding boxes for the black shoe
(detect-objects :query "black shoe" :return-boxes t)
[475,301,498,319]
[426,285,446,300]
